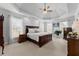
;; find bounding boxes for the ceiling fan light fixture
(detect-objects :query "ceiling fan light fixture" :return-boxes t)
[40,3,52,14]
[43,10,47,14]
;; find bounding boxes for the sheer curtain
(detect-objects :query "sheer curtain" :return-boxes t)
[10,16,24,43]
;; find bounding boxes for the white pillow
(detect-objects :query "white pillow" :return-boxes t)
[29,28,39,33]
[29,29,35,33]
[34,28,39,33]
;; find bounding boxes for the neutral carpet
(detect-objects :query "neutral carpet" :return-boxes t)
[0,37,67,56]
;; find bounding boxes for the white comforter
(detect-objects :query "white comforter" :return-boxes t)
[27,32,52,42]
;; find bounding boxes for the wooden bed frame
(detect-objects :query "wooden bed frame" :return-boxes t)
[26,26,52,47]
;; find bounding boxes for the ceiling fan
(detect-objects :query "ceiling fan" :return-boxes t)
[40,3,53,13]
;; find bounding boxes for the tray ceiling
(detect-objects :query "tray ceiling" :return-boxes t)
[0,3,78,20]
[14,3,79,19]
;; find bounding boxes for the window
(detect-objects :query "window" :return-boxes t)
[10,16,24,39]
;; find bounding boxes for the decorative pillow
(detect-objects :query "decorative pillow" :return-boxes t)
[34,29,39,33]
[29,28,39,33]
[29,29,35,33]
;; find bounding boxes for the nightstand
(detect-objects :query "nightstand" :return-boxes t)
[18,34,27,43]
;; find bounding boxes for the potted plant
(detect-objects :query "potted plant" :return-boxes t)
[54,30,62,36]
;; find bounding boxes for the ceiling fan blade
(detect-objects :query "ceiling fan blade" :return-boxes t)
[47,10,52,12]
[40,3,52,13]
[47,6,50,9]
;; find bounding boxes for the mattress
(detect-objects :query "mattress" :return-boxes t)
[27,32,52,42]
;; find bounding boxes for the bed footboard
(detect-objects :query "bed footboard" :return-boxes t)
[39,34,52,47]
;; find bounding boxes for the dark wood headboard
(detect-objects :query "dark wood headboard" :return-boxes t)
[26,26,39,34]
[26,26,39,28]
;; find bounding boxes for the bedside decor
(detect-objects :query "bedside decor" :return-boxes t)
[67,32,78,39]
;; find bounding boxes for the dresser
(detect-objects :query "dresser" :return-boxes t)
[67,38,79,56]
[0,15,4,54]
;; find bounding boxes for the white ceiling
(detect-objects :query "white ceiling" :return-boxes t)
[0,3,79,20]
[14,3,79,19]
[14,3,68,19]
